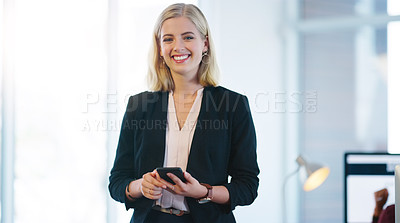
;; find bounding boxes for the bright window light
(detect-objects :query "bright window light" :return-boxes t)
[14,0,108,222]
[388,0,400,154]
[12,0,201,223]
[387,21,400,154]
[388,0,400,15]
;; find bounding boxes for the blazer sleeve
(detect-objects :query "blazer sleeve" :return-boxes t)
[223,95,259,211]
[108,95,152,210]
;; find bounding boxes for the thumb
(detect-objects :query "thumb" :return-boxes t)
[184,172,196,183]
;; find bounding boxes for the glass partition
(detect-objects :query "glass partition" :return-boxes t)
[296,0,399,222]
[13,0,108,222]
[302,0,399,19]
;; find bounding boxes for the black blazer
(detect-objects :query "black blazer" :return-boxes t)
[109,86,259,223]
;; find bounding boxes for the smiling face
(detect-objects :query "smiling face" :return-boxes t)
[159,16,208,80]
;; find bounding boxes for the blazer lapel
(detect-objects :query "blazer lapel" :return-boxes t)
[186,87,212,171]
[143,91,169,168]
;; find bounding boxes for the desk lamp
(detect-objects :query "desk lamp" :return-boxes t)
[295,155,330,191]
[282,155,330,222]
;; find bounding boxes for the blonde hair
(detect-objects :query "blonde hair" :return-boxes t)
[147,3,219,91]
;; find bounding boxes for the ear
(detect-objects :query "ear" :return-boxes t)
[159,42,163,57]
[203,36,209,52]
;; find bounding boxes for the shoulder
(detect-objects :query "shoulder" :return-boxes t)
[204,86,245,98]
[129,90,165,100]
[204,86,248,103]
[128,90,167,104]
[203,86,250,113]
[126,90,167,112]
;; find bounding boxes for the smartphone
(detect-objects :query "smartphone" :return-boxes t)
[156,167,186,184]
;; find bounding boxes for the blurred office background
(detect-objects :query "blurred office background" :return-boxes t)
[1,0,399,222]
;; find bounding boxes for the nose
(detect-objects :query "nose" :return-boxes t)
[173,39,185,52]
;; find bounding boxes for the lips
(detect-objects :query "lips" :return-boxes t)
[172,54,190,63]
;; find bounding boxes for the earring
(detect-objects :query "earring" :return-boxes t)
[202,51,209,64]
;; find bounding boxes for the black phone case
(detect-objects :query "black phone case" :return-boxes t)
[156,167,186,184]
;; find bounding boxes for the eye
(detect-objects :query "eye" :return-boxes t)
[184,36,194,40]
[163,38,173,42]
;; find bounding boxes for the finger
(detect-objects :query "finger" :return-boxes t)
[154,172,176,192]
[167,173,183,185]
[151,169,158,177]
[152,185,164,194]
[142,182,164,194]
[141,181,164,196]
[143,173,166,189]
[145,192,162,200]
[151,169,167,189]
[155,172,171,187]
[141,185,163,200]
[183,172,195,183]
[161,184,176,194]
[142,182,163,193]
[148,187,163,196]
[156,174,175,190]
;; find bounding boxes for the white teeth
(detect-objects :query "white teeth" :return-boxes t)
[173,55,189,60]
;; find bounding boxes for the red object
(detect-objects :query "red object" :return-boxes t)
[378,204,395,223]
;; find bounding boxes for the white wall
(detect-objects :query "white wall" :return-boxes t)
[200,1,285,222]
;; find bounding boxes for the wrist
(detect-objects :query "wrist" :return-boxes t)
[196,184,208,199]
[374,207,383,217]
[126,180,135,200]
[126,179,143,200]
[197,183,213,204]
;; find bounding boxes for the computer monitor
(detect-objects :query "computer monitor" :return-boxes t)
[395,165,400,223]
[345,153,400,223]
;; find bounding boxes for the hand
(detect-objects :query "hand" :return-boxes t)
[374,188,389,209]
[141,169,167,200]
[156,171,208,199]
[374,188,389,217]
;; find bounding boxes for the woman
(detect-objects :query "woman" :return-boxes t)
[108,3,259,223]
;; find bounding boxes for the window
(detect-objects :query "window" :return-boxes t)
[1,1,197,223]
[285,0,400,222]
[13,0,108,222]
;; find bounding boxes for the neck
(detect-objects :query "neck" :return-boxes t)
[172,72,203,95]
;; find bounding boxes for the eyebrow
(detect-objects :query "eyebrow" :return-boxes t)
[181,32,195,36]
[161,32,195,39]
[162,34,173,38]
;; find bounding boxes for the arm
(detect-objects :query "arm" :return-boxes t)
[108,96,137,208]
[125,179,143,201]
[210,186,230,204]
[108,95,162,209]
[372,188,389,223]
[223,95,259,211]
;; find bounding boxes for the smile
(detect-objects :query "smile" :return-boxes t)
[172,54,190,63]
